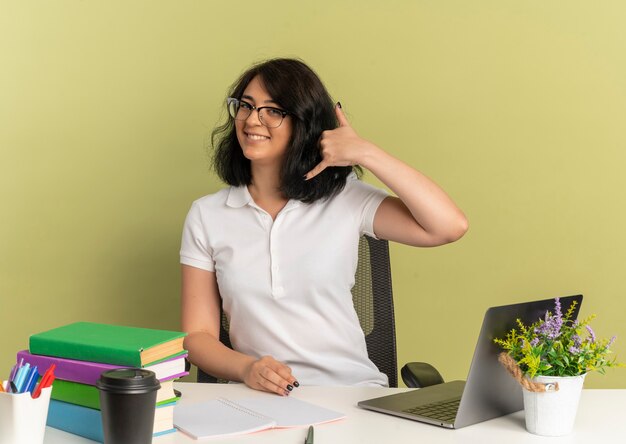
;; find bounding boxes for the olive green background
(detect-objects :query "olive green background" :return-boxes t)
[1,1,624,388]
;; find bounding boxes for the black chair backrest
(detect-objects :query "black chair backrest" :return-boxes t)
[197,235,398,387]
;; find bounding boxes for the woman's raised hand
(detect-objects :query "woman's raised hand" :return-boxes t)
[305,103,375,181]
[242,355,299,396]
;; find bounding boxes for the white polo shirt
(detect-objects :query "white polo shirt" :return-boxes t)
[180,173,388,386]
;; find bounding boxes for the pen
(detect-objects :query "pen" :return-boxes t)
[22,366,39,394]
[32,364,56,399]
[26,369,40,394]
[304,425,314,444]
[45,369,56,389]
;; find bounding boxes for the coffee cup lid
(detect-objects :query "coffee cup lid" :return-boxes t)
[96,368,160,393]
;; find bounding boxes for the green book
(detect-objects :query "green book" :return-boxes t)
[29,322,186,367]
[51,379,180,410]
[51,379,100,409]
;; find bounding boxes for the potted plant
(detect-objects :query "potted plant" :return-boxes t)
[494,297,621,436]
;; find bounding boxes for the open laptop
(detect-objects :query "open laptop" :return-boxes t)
[358,295,583,429]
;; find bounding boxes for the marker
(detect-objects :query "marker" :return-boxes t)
[7,364,18,393]
[10,358,25,393]
[13,363,30,393]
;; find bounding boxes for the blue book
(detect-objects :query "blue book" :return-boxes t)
[47,400,103,442]
[47,400,176,442]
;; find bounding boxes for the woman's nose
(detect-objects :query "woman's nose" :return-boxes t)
[245,108,263,126]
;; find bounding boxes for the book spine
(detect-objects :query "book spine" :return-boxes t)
[47,401,174,440]
[17,350,118,386]
[29,335,141,367]
[51,379,101,410]
[51,379,176,410]
[18,350,189,385]
[47,400,104,443]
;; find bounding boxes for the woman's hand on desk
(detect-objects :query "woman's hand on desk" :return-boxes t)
[242,355,299,396]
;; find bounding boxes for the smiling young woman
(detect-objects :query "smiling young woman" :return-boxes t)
[180,58,468,397]
[233,76,293,168]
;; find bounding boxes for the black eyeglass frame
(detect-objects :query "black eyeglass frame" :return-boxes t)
[226,97,291,128]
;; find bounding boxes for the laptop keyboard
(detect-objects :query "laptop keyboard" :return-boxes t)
[402,397,461,423]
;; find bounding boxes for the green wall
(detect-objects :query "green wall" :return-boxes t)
[2,1,625,388]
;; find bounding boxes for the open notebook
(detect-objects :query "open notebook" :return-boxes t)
[174,396,345,439]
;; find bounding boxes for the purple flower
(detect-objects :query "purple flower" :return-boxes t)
[552,298,563,337]
[555,297,562,319]
[607,335,617,348]
[586,325,596,343]
[534,299,564,340]
[530,338,539,347]
[569,345,580,354]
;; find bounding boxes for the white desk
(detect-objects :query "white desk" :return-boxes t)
[44,383,625,443]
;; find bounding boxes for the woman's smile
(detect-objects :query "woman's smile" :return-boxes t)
[243,131,271,142]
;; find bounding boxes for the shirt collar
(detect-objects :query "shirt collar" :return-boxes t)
[226,185,252,208]
[226,185,302,212]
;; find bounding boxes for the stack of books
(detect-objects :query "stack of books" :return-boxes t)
[21,322,187,442]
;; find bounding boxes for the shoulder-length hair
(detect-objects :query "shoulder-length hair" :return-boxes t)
[211,58,361,203]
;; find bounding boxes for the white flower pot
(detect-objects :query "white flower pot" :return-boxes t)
[522,373,586,436]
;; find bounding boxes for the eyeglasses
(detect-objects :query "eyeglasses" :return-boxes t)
[227,97,290,128]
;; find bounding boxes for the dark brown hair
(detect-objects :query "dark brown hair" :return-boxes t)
[212,58,360,203]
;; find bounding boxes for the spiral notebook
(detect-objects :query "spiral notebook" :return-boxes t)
[174,396,345,439]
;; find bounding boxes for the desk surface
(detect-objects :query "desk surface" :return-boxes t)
[44,383,624,443]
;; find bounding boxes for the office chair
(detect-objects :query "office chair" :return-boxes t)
[191,235,444,388]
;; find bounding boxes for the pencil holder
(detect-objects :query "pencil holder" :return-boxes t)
[0,384,52,444]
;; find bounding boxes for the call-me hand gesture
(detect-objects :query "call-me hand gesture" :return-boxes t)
[305,103,375,181]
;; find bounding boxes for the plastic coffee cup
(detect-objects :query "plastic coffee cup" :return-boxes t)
[96,368,161,444]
